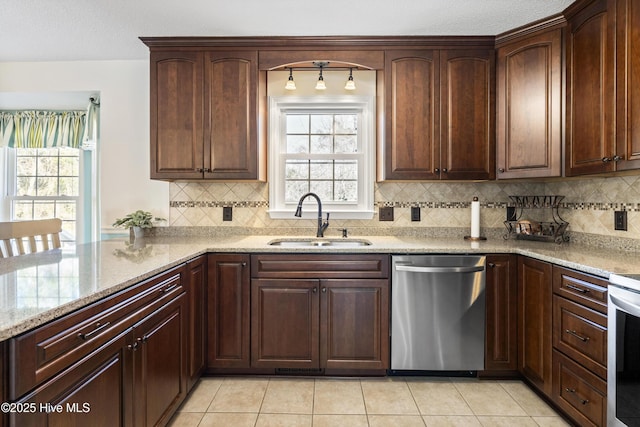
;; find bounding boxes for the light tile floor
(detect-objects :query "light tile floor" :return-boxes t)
[168,376,570,427]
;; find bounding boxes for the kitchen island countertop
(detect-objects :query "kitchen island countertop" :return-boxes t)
[0,234,638,341]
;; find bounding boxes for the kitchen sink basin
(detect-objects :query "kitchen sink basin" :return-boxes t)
[267,238,372,247]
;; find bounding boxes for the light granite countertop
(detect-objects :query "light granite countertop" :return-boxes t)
[1,234,639,341]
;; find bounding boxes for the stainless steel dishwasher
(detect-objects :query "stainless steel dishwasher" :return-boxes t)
[391,255,486,372]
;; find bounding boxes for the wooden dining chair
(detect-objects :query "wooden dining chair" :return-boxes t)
[0,218,63,258]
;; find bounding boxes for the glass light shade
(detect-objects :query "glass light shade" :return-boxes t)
[285,77,296,90]
[315,76,327,90]
[344,76,356,90]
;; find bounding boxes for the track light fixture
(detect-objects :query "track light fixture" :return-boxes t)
[283,62,359,91]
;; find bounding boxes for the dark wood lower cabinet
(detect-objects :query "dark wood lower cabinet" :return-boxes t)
[321,279,389,371]
[10,293,187,427]
[251,279,319,369]
[249,254,390,373]
[518,256,553,396]
[207,254,250,369]
[132,294,187,427]
[484,254,518,374]
[185,256,207,390]
[251,277,389,371]
[11,330,132,427]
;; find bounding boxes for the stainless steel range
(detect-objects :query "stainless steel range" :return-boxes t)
[608,273,640,427]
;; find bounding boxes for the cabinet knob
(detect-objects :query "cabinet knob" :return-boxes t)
[498,168,505,173]
[442,168,448,173]
[488,263,495,268]
[322,287,327,293]
[313,287,318,293]
[613,155,623,162]
[241,262,247,267]
[434,168,440,173]
[195,168,204,173]
[602,157,612,163]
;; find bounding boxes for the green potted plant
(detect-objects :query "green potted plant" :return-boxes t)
[112,210,165,240]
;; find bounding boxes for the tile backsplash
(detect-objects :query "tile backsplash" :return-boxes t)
[168,174,640,243]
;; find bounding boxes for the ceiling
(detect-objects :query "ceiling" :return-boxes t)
[1,0,574,62]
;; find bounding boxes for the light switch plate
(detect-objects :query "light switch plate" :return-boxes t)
[614,210,627,231]
[223,206,233,221]
[379,207,394,221]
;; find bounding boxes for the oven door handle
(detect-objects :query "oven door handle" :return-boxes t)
[395,263,484,274]
[610,294,640,315]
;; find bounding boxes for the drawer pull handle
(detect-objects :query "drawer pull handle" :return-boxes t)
[565,284,589,294]
[565,388,589,405]
[78,321,111,340]
[161,283,179,294]
[565,329,589,342]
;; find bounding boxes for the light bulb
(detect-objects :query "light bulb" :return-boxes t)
[345,68,356,90]
[285,68,296,90]
[315,76,326,90]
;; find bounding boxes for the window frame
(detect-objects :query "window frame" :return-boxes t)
[268,96,375,220]
[4,147,81,245]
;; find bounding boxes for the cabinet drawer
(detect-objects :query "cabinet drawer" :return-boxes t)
[552,350,606,427]
[251,254,389,279]
[10,265,184,399]
[553,295,607,379]
[553,266,608,313]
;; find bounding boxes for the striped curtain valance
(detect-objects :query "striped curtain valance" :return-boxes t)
[0,110,86,149]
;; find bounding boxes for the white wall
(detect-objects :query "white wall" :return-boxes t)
[0,60,169,233]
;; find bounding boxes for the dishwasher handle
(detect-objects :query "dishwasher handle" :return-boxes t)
[394,263,484,274]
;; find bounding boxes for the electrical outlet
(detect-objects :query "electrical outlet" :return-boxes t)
[379,207,394,221]
[507,206,517,222]
[223,206,233,221]
[411,206,421,222]
[614,210,627,231]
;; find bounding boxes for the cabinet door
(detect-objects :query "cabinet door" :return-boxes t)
[207,254,250,369]
[251,279,320,369]
[150,51,204,180]
[383,50,440,180]
[440,49,495,180]
[518,256,553,396]
[616,0,640,170]
[566,0,617,176]
[132,294,187,427]
[11,331,133,427]
[204,51,260,180]
[485,255,518,372]
[320,279,389,370]
[496,29,562,179]
[185,256,207,390]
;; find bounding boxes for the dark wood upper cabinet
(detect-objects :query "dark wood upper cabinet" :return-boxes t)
[440,50,495,180]
[616,0,640,170]
[150,51,204,180]
[204,51,262,180]
[383,50,440,180]
[382,48,494,181]
[566,0,617,176]
[148,48,264,181]
[496,26,563,179]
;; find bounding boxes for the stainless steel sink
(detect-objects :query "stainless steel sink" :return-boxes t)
[267,238,372,247]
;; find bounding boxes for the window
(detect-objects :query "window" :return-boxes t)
[269,96,375,219]
[7,147,79,244]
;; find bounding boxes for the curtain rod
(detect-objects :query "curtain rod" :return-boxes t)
[89,97,100,106]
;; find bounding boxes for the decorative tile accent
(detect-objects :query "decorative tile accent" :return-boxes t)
[167,175,640,243]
